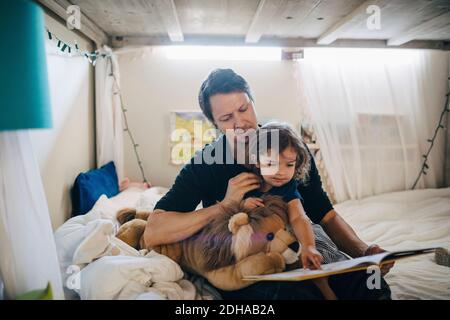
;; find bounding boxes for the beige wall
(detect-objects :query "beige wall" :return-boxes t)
[117,47,303,188]
[446,52,450,187]
[30,13,96,229]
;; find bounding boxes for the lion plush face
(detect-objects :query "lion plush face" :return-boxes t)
[198,195,299,272]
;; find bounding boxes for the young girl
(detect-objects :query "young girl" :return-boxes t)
[243,121,347,271]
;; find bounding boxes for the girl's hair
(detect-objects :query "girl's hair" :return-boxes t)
[248,121,311,183]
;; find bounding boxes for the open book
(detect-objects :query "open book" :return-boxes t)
[243,247,440,282]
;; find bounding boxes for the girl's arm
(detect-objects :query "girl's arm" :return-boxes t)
[287,199,323,269]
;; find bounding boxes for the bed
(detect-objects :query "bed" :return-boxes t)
[56,186,450,300]
[335,187,450,300]
[110,185,450,299]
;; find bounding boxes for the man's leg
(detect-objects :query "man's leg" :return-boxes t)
[328,270,391,300]
[217,280,324,300]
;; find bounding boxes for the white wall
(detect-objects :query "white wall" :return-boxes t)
[30,13,96,229]
[117,47,302,188]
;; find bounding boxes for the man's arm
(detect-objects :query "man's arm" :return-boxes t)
[144,151,210,247]
[144,171,261,248]
[300,145,393,273]
[320,209,368,258]
[320,209,395,275]
[299,145,369,257]
[144,204,224,248]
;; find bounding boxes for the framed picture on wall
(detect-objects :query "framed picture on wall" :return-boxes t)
[169,110,218,165]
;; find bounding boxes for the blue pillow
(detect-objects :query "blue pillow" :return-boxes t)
[71,161,119,216]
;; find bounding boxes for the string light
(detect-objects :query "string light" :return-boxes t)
[109,59,149,184]
[411,82,450,189]
[46,28,111,64]
[46,27,149,184]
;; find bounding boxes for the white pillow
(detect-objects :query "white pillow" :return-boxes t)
[135,187,169,212]
[135,187,204,212]
[109,187,145,209]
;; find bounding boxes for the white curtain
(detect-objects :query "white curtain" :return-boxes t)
[0,131,64,299]
[95,45,124,181]
[297,49,449,203]
[0,272,4,300]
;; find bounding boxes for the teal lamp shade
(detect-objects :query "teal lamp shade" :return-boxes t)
[0,0,52,131]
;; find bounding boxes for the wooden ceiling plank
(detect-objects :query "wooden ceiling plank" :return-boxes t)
[245,0,283,43]
[387,11,450,46]
[317,0,390,45]
[113,34,450,50]
[154,0,184,42]
[71,0,167,37]
[37,0,109,46]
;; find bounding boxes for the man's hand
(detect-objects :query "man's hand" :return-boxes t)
[301,245,323,270]
[241,197,265,210]
[364,244,394,276]
[221,173,261,207]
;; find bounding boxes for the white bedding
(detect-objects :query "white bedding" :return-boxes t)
[335,187,450,300]
[54,186,217,300]
[56,186,450,300]
[111,186,450,299]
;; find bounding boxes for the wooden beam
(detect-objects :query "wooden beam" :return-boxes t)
[245,0,282,43]
[111,35,450,51]
[317,0,389,45]
[388,11,450,46]
[154,0,184,42]
[36,0,109,47]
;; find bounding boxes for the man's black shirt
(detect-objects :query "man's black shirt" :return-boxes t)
[154,134,333,224]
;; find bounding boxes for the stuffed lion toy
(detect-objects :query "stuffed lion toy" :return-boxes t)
[116,195,336,299]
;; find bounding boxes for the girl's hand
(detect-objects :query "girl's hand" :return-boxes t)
[241,197,265,210]
[301,246,323,270]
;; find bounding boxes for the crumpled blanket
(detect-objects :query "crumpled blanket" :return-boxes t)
[54,187,213,300]
[79,252,197,300]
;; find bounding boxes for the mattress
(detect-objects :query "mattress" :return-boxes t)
[110,186,450,299]
[335,187,450,300]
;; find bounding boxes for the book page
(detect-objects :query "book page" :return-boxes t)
[244,252,390,281]
[386,247,438,261]
[243,247,439,282]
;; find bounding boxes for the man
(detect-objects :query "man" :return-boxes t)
[144,68,392,299]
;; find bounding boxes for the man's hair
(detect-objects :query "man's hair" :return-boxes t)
[198,69,254,124]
